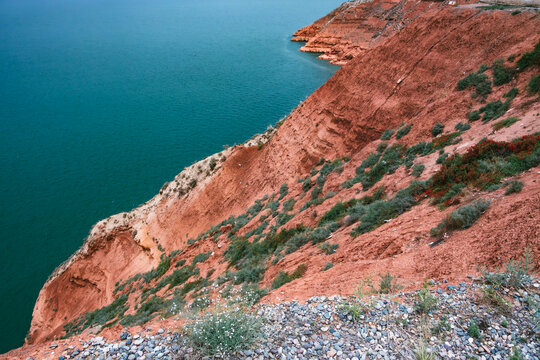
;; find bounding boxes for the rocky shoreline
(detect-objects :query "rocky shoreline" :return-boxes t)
[27,278,539,360]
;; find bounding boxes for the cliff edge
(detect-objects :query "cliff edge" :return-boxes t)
[17,0,540,354]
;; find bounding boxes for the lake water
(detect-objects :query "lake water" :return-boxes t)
[0,0,341,352]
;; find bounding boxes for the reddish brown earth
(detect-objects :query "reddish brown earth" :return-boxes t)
[5,1,539,358]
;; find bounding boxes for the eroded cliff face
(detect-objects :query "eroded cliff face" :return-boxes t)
[26,1,539,347]
[291,0,451,65]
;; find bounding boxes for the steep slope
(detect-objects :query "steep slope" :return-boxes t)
[25,2,539,348]
[291,0,450,65]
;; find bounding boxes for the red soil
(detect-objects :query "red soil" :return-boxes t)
[7,2,539,357]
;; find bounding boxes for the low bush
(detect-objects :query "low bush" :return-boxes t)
[396,124,412,139]
[468,320,481,339]
[282,198,295,212]
[63,294,129,336]
[352,181,427,235]
[184,307,263,357]
[478,248,533,289]
[411,164,425,177]
[431,123,444,137]
[278,183,288,200]
[142,255,171,283]
[480,286,512,314]
[492,116,519,130]
[436,152,448,164]
[416,281,438,314]
[380,129,394,140]
[430,199,490,237]
[432,132,461,149]
[431,316,450,335]
[529,74,540,94]
[432,183,465,207]
[455,122,471,132]
[121,296,165,326]
[192,251,211,266]
[479,100,510,122]
[271,264,307,289]
[302,178,312,192]
[376,273,402,294]
[457,66,492,101]
[319,200,355,225]
[492,58,513,86]
[323,262,333,271]
[318,242,338,255]
[467,110,481,121]
[516,39,540,71]
[504,179,523,195]
[426,135,540,202]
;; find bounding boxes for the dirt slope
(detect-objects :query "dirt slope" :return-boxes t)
[18,1,539,353]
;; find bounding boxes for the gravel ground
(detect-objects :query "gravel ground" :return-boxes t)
[33,278,539,360]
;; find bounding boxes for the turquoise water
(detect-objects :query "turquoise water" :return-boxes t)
[0,0,340,352]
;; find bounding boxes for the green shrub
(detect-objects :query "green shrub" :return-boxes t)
[455,122,471,131]
[457,67,492,100]
[492,58,513,86]
[380,129,394,140]
[468,320,481,339]
[427,135,540,202]
[480,286,512,314]
[323,262,333,271]
[516,39,540,71]
[278,183,288,200]
[318,242,338,255]
[310,226,332,244]
[504,180,523,195]
[396,124,412,139]
[121,296,165,326]
[319,201,354,225]
[504,87,518,99]
[275,213,293,227]
[352,181,427,235]
[209,157,217,171]
[310,184,323,199]
[376,273,402,294]
[302,178,312,192]
[432,132,462,149]
[492,116,519,130]
[415,281,438,314]
[479,100,510,122]
[156,265,197,290]
[377,142,388,153]
[431,316,450,335]
[282,198,295,212]
[184,307,262,357]
[192,251,211,266]
[271,264,307,289]
[467,110,481,121]
[63,294,129,336]
[436,152,448,164]
[431,123,444,137]
[479,248,533,289]
[432,183,465,207]
[143,256,171,283]
[411,164,425,177]
[176,259,186,268]
[430,199,490,237]
[529,74,540,94]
